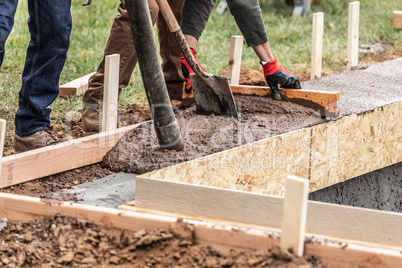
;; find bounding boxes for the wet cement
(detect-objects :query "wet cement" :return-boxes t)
[302,58,402,117]
[59,173,137,208]
[103,95,324,174]
[310,162,402,213]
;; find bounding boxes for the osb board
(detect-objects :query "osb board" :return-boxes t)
[142,101,401,196]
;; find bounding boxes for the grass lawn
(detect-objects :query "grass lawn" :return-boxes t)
[0,0,401,152]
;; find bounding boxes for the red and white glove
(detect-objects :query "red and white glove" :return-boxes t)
[262,58,301,101]
[180,48,206,94]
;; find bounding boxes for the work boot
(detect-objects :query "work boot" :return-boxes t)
[14,130,60,153]
[166,81,184,101]
[82,103,102,135]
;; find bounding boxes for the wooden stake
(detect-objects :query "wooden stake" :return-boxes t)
[227,36,243,85]
[0,119,6,180]
[280,176,309,257]
[393,11,402,29]
[311,12,324,80]
[102,54,120,132]
[347,1,360,70]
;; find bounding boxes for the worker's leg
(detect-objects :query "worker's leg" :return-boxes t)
[15,0,72,136]
[82,0,159,134]
[0,0,18,67]
[157,0,185,101]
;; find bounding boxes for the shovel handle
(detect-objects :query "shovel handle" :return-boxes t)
[156,0,207,78]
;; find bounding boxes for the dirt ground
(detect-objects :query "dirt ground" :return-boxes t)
[0,214,319,267]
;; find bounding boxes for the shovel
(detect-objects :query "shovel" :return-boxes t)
[156,0,238,119]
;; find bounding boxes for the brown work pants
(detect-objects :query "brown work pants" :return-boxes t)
[83,0,185,107]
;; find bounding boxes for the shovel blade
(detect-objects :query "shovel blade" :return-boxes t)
[191,73,238,119]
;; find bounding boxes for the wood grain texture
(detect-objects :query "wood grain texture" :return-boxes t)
[230,85,339,117]
[59,72,95,97]
[102,54,120,132]
[2,192,401,265]
[311,12,324,80]
[135,177,402,248]
[347,1,360,70]
[281,176,309,256]
[120,204,402,267]
[0,124,139,188]
[142,100,401,196]
[227,36,243,85]
[393,11,402,29]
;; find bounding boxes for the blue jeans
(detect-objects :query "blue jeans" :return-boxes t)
[15,0,72,136]
[0,0,18,66]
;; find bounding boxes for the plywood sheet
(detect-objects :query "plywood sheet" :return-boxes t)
[143,101,401,196]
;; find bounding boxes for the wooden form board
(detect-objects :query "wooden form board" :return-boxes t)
[393,11,402,29]
[59,72,95,97]
[0,124,139,188]
[1,193,401,266]
[134,177,402,248]
[141,100,401,196]
[230,85,339,117]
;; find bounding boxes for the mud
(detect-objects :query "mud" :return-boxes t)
[103,95,323,174]
[0,214,318,267]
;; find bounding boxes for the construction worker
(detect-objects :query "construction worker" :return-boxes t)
[82,0,185,135]
[0,0,72,152]
[180,0,301,101]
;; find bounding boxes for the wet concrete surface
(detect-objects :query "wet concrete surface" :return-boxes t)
[310,162,402,213]
[60,172,137,208]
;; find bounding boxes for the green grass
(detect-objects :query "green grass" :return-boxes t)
[0,0,401,143]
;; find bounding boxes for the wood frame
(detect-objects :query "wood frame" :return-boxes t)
[227,35,243,85]
[393,11,402,29]
[0,124,139,188]
[311,12,324,80]
[133,177,402,248]
[1,192,401,266]
[347,1,360,70]
[230,84,339,117]
[59,72,95,97]
[141,100,401,196]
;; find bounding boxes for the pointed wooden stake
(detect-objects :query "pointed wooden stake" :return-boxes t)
[281,175,309,257]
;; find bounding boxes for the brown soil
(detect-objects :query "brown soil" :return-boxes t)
[0,164,113,201]
[103,95,323,174]
[0,214,318,267]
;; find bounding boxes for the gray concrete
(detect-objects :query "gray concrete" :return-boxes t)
[62,173,137,208]
[310,162,402,213]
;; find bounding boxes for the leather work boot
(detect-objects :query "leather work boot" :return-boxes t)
[14,130,60,153]
[166,81,184,101]
[82,105,102,136]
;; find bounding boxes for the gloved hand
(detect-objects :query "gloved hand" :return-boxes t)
[262,58,301,101]
[180,48,206,94]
